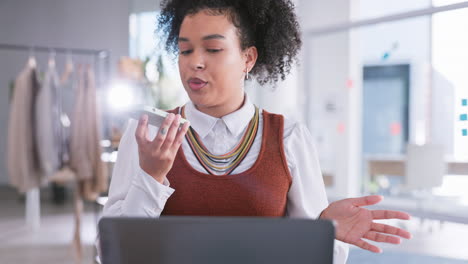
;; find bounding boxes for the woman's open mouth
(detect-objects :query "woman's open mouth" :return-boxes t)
[188,78,208,91]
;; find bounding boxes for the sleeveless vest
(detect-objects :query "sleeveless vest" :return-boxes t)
[161,109,292,217]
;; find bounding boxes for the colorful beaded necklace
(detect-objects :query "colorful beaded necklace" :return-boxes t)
[181,105,260,175]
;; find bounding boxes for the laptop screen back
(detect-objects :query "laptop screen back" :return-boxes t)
[98,217,335,264]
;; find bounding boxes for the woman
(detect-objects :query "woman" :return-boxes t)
[102,0,412,262]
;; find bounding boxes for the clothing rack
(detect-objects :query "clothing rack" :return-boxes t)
[0,43,111,230]
[0,43,111,87]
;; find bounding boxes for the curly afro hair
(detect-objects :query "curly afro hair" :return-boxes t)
[157,0,302,85]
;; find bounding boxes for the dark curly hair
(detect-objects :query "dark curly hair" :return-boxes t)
[157,0,302,85]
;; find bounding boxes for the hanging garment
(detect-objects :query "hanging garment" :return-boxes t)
[70,65,92,181]
[7,62,43,193]
[70,65,108,201]
[35,62,62,178]
[49,69,76,184]
[58,63,76,163]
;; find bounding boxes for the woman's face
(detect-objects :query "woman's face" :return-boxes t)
[178,10,256,112]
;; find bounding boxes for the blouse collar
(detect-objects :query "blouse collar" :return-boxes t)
[184,94,256,139]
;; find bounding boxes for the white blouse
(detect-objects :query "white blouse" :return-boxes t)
[101,95,349,264]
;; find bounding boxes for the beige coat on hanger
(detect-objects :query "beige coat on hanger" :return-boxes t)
[70,65,108,201]
[7,63,43,192]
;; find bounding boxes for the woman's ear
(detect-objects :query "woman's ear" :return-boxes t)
[245,46,258,73]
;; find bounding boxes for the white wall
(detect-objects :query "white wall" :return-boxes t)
[0,0,131,185]
[131,0,161,13]
[358,0,432,146]
[298,0,436,197]
[297,0,362,197]
[358,0,432,19]
[358,0,457,157]
[432,6,468,157]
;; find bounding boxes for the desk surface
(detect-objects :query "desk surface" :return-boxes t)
[365,154,468,163]
[365,155,468,176]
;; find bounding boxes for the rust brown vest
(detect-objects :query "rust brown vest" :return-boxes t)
[161,109,292,217]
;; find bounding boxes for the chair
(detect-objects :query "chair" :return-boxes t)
[404,143,446,191]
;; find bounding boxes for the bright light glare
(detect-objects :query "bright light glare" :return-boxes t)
[107,82,135,111]
[100,151,118,163]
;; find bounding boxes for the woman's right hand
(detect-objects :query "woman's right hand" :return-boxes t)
[135,113,190,184]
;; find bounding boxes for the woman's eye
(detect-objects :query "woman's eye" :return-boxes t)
[207,49,222,53]
[180,50,192,55]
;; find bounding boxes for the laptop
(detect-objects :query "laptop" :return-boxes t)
[98,217,335,264]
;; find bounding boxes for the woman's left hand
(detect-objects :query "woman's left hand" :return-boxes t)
[320,195,412,253]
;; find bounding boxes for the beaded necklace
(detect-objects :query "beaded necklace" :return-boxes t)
[181,105,260,175]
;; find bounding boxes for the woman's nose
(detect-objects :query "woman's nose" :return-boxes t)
[190,50,205,70]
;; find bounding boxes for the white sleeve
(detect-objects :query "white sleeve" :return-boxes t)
[101,119,175,218]
[283,121,349,264]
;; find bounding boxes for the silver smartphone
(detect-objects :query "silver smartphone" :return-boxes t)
[128,105,188,128]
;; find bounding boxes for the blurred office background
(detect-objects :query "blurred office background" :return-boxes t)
[1,0,468,263]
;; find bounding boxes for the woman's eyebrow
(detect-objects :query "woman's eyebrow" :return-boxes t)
[202,34,225,40]
[178,37,189,43]
[177,34,226,43]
